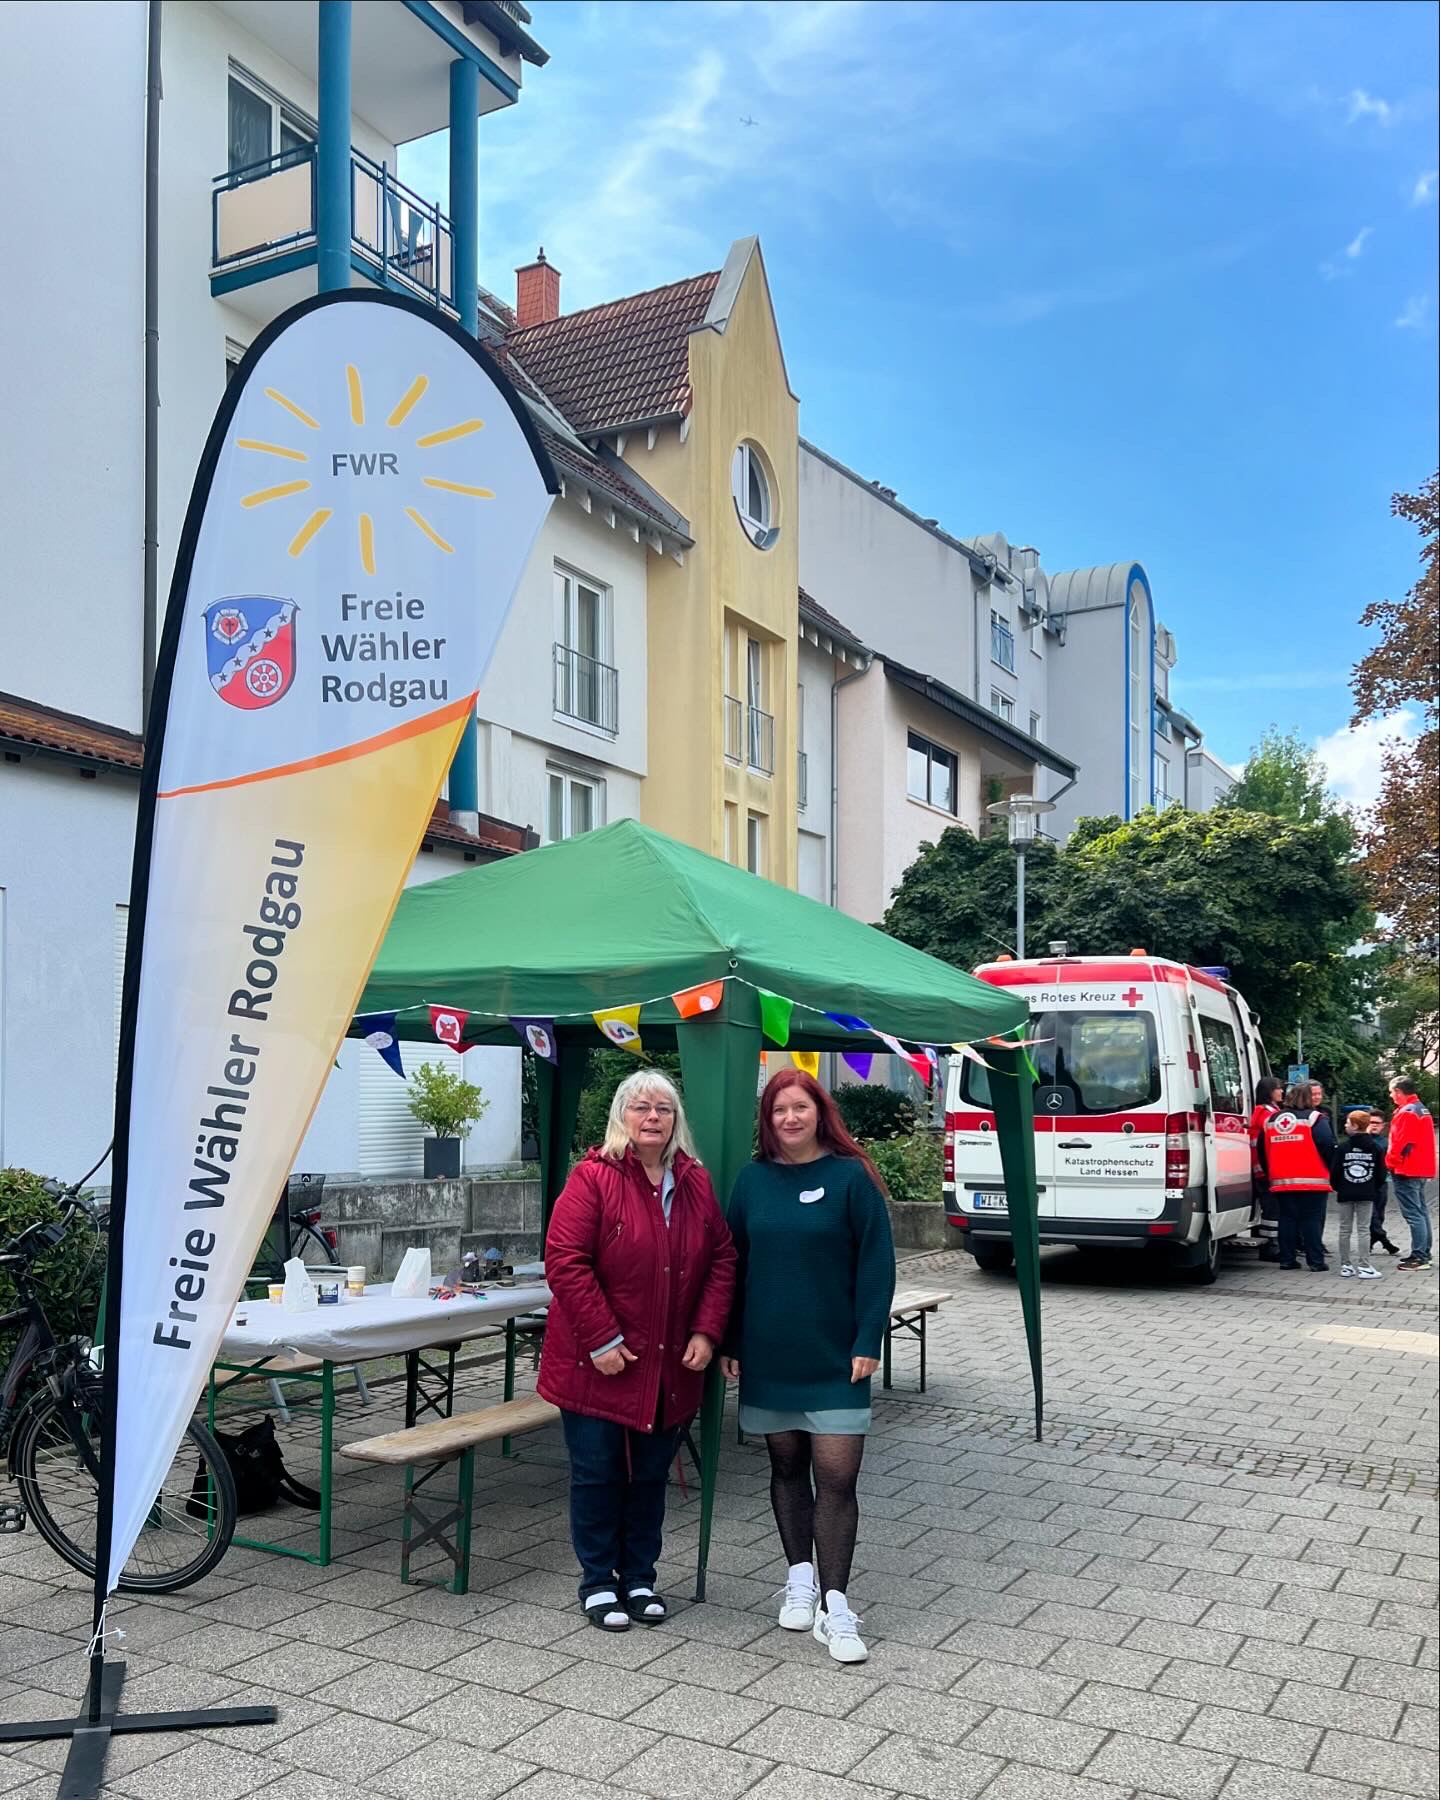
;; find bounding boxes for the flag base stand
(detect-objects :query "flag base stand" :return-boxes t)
[0,1660,278,1800]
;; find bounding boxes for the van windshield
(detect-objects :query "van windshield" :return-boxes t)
[960,1010,1161,1115]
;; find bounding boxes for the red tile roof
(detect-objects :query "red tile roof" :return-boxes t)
[0,692,142,770]
[798,588,865,648]
[508,270,721,436]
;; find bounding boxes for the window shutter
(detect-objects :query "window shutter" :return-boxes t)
[356,1037,471,1177]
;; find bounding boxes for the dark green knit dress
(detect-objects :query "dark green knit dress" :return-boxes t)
[726,1154,896,1433]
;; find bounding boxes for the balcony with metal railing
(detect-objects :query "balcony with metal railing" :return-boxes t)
[211,145,455,317]
[553,644,619,735]
[747,705,775,777]
[990,614,1017,673]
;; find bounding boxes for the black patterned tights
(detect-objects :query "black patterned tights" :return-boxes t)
[765,1430,866,1597]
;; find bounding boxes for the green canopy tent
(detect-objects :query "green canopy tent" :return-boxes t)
[352,818,1042,1597]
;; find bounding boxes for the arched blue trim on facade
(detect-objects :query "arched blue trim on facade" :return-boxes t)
[1121,563,1156,819]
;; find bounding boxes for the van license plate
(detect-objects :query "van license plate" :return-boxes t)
[972,1191,1008,1210]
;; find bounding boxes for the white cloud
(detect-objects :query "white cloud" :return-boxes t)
[1320,225,1372,280]
[1395,294,1432,330]
[1413,170,1439,206]
[1346,88,1395,126]
[1314,709,1423,811]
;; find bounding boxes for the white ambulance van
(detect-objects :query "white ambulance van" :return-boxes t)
[944,951,1270,1283]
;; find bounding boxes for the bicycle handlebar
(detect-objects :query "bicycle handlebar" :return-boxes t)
[1,1148,112,1264]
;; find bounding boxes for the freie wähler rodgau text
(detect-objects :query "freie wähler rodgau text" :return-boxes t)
[321,591,449,709]
[152,837,304,1352]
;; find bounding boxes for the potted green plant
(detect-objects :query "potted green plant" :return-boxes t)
[406,1062,489,1179]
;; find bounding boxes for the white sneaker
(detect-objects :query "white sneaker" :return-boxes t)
[1356,1265,1381,1279]
[1340,1264,1356,1278]
[813,1603,868,1663]
[777,1575,819,1631]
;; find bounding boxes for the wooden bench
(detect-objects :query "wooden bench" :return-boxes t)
[342,1395,559,1593]
[883,1288,953,1393]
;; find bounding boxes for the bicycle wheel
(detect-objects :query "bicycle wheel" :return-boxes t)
[292,1221,340,1265]
[13,1390,237,1592]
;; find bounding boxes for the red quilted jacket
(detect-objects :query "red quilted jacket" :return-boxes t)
[537,1148,737,1432]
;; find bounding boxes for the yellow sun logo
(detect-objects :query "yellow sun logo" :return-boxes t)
[233,364,494,575]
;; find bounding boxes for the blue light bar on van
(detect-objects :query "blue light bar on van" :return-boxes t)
[1196,965,1231,983]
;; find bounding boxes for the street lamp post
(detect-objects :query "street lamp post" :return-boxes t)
[986,794,1057,960]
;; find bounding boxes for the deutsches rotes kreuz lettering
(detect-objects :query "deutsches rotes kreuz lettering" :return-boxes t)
[320,591,450,709]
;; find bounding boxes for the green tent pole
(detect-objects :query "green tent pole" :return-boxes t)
[986,1043,1044,1439]
[677,985,762,1601]
[537,1047,588,1236]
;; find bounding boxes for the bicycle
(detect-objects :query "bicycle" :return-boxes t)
[0,1156,238,1591]
[250,1181,342,1284]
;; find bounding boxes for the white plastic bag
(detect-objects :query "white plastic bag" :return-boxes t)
[281,1257,317,1313]
[391,1246,432,1299]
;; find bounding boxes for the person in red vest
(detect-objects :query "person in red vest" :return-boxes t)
[1248,1075,1286,1261]
[1387,1077,1436,1271]
[1259,1082,1336,1271]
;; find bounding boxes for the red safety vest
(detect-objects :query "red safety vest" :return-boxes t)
[1261,1110,1332,1192]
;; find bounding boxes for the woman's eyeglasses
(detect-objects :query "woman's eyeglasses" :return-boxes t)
[626,1102,675,1118]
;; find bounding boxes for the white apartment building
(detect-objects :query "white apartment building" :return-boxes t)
[796,442,1233,922]
[0,0,690,1183]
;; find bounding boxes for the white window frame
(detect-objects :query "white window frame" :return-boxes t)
[545,763,606,843]
[990,688,1016,724]
[1029,710,1042,740]
[746,810,767,876]
[731,442,777,547]
[990,608,1017,673]
[227,64,315,173]
[552,564,616,736]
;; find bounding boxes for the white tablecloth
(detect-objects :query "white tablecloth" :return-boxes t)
[219,1282,552,1364]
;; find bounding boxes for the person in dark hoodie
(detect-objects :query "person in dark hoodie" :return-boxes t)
[1331,1109,1385,1279]
[1260,1082,1337,1271]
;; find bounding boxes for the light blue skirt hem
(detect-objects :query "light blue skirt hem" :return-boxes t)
[738,1403,870,1435]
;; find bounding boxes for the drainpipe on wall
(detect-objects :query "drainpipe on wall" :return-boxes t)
[141,0,161,724]
[315,1,352,294]
[445,57,481,831]
[828,660,870,910]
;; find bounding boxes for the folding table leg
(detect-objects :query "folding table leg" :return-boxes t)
[401,1450,475,1594]
[502,1319,516,1458]
[919,1309,928,1394]
[317,1361,334,1566]
[882,1319,893,1391]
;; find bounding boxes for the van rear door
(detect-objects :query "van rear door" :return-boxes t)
[945,996,1054,1221]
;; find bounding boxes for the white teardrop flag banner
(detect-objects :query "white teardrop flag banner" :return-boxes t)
[103,291,556,1592]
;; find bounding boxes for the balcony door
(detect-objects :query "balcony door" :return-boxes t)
[554,568,614,733]
[227,68,313,177]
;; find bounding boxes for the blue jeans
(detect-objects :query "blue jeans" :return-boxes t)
[560,1407,684,1602]
[1392,1176,1433,1259]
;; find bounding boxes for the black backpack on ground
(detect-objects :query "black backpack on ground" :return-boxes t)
[188,1415,322,1517]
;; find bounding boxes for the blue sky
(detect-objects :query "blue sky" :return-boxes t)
[403,0,1437,803]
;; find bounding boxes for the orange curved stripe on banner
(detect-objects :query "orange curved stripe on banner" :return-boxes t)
[157,691,476,799]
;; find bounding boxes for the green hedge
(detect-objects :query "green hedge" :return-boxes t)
[0,1168,106,1365]
[862,1130,944,1205]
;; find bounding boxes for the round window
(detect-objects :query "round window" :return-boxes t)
[731,442,778,549]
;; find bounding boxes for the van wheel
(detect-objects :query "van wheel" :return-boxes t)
[1176,1227,1220,1285]
[972,1245,1015,1274]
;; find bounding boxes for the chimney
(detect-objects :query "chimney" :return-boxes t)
[515,248,560,328]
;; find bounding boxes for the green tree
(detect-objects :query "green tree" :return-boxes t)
[884,809,1369,1065]
[1223,728,1353,857]
[881,825,1063,972]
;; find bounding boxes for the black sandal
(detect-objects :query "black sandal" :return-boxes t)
[583,1592,631,1632]
[626,1587,668,1624]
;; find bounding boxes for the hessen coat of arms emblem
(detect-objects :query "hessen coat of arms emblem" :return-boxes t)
[204,597,298,709]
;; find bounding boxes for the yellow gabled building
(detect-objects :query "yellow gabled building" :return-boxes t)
[508,238,800,885]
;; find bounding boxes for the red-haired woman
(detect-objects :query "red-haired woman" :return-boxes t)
[720,1068,895,1663]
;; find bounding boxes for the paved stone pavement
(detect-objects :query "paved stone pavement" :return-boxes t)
[1,1232,1436,1800]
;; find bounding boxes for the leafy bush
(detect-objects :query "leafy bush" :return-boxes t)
[834,1083,917,1143]
[0,1168,106,1365]
[863,1131,944,1204]
[405,1063,489,1140]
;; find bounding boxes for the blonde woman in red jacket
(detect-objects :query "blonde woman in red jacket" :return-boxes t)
[537,1069,736,1630]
